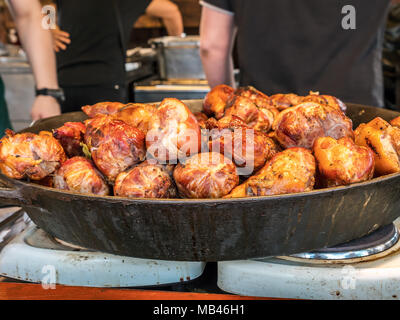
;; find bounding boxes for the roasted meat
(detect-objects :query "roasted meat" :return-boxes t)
[235,86,275,110]
[0,130,66,180]
[354,117,400,176]
[390,116,400,129]
[301,91,347,113]
[203,84,235,119]
[111,103,157,135]
[81,101,126,118]
[54,156,109,196]
[173,152,239,198]
[224,96,276,133]
[114,160,176,199]
[270,91,346,112]
[207,115,279,175]
[313,137,374,187]
[193,112,209,129]
[84,116,146,182]
[225,148,316,198]
[270,93,303,111]
[146,98,201,163]
[53,122,86,157]
[273,102,354,149]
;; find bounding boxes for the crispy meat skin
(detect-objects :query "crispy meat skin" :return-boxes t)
[270,92,347,112]
[114,160,176,198]
[390,116,400,129]
[273,102,354,149]
[203,84,235,119]
[301,91,347,113]
[207,115,279,174]
[54,156,109,196]
[193,112,209,129]
[270,93,303,111]
[235,86,275,110]
[111,103,157,135]
[354,117,400,176]
[224,96,276,133]
[173,152,239,198]
[146,98,201,163]
[84,116,146,182]
[313,137,374,187]
[53,122,86,158]
[81,101,126,118]
[226,148,316,198]
[0,130,66,180]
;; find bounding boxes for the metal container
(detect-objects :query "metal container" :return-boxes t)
[0,101,400,261]
[149,36,206,80]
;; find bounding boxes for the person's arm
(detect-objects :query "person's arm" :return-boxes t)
[145,0,183,36]
[8,0,61,120]
[199,5,236,88]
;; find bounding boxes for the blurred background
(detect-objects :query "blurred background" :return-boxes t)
[1,0,400,131]
[0,0,205,131]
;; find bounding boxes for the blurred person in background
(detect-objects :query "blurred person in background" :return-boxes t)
[49,0,183,113]
[0,0,61,136]
[199,0,397,108]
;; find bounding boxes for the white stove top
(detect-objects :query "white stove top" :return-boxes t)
[218,219,400,300]
[0,223,206,288]
[2,206,400,299]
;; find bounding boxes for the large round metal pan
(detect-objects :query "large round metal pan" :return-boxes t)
[0,101,400,261]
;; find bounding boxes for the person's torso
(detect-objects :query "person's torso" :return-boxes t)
[56,0,149,87]
[230,0,390,107]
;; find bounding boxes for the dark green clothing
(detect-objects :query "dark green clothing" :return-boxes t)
[0,77,12,137]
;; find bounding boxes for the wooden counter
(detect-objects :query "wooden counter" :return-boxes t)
[0,282,271,300]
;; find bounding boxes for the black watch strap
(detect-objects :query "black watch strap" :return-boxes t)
[35,88,66,103]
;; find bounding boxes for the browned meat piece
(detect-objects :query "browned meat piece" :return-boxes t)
[270,93,303,111]
[81,101,126,118]
[207,115,279,175]
[54,156,109,196]
[235,86,275,110]
[84,116,146,182]
[390,116,400,129]
[225,148,316,198]
[114,160,176,198]
[301,91,347,113]
[313,137,375,187]
[354,117,400,176]
[273,102,354,149]
[146,98,201,163]
[224,96,276,133]
[203,84,235,119]
[112,103,157,135]
[53,122,86,157]
[173,152,239,198]
[193,112,209,129]
[0,130,66,180]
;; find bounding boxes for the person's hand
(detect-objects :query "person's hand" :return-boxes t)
[31,95,61,120]
[51,26,71,52]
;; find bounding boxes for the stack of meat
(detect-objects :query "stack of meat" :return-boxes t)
[1,85,400,199]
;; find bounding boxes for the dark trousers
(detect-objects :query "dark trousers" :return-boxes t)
[60,84,128,113]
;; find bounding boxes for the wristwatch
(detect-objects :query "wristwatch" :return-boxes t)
[35,88,66,104]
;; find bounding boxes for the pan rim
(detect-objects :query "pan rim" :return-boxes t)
[2,170,399,204]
